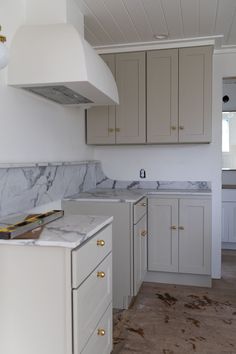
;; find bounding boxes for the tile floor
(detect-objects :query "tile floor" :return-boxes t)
[113,250,236,354]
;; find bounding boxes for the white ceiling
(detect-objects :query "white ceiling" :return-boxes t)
[75,0,236,49]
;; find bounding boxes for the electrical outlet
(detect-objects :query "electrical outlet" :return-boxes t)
[140,169,146,179]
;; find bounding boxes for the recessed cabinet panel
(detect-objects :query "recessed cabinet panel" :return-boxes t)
[116,52,146,144]
[222,202,236,243]
[134,214,147,295]
[147,49,178,143]
[178,198,211,275]
[179,46,212,143]
[148,198,179,272]
[86,54,116,144]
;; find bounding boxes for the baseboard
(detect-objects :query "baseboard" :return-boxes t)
[144,271,212,287]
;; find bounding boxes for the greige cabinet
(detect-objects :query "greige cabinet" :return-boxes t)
[222,203,236,243]
[147,46,212,143]
[86,52,146,144]
[148,195,211,277]
[147,49,179,143]
[63,198,147,309]
[86,54,116,144]
[133,199,147,295]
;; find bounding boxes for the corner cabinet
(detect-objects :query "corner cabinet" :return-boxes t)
[86,52,146,144]
[147,195,212,287]
[86,46,212,145]
[63,197,147,309]
[0,224,113,354]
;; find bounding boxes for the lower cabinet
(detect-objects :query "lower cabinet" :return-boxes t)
[63,197,147,309]
[222,202,236,243]
[148,195,211,285]
[0,223,112,354]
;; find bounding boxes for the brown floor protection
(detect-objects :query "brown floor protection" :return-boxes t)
[112,250,236,354]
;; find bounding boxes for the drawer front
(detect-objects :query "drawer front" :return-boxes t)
[72,224,112,288]
[134,197,147,224]
[81,304,112,354]
[73,253,112,354]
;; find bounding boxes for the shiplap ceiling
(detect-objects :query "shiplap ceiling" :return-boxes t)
[75,0,236,48]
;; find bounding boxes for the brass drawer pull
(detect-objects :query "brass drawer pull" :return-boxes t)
[97,328,106,336]
[139,202,147,207]
[141,230,147,237]
[179,126,184,130]
[108,128,114,133]
[179,226,184,230]
[116,128,120,132]
[171,126,176,130]
[171,226,177,230]
[97,239,105,247]
[97,271,105,278]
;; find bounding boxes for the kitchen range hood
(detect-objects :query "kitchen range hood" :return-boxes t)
[8,24,119,106]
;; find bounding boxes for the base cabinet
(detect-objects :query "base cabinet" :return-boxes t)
[0,224,113,354]
[222,202,236,243]
[63,198,147,309]
[148,196,211,278]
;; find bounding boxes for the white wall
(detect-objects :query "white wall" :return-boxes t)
[0,0,93,163]
[94,50,234,279]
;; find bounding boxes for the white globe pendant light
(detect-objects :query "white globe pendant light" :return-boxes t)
[0,26,9,70]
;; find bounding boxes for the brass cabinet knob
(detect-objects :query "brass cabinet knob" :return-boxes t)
[140,202,147,207]
[179,126,184,130]
[108,128,114,133]
[170,226,177,230]
[97,271,105,278]
[171,126,177,130]
[97,239,105,247]
[116,128,120,132]
[97,328,106,336]
[179,226,184,230]
[141,230,147,237]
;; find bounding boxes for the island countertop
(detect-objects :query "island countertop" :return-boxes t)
[0,214,113,248]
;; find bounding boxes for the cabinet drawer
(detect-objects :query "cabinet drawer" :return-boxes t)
[134,198,147,224]
[72,224,112,288]
[73,253,112,354]
[81,304,112,354]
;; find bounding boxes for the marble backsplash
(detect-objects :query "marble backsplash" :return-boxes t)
[0,161,104,217]
[0,160,210,217]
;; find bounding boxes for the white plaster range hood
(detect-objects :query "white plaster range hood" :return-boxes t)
[8,6,119,106]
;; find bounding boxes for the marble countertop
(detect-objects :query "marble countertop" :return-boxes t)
[0,214,113,248]
[65,188,212,203]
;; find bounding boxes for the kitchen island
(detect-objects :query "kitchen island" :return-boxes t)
[0,214,113,354]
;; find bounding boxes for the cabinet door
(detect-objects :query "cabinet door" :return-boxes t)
[86,54,116,144]
[178,198,211,275]
[222,202,230,242]
[134,214,147,296]
[228,203,236,243]
[147,49,178,143]
[148,198,178,272]
[115,52,146,144]
[179,46,212,143]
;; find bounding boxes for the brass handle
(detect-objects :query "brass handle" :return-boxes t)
[179,226,184,230]
[141,230,147,237]
[116,128,120,132]
[171,226,177,230]
[137,202,146,207]
[171,126,177,130]
[108,128,114,133]
[97,271,105,278]
[97,328,106,336]
[179,126,184,130]
[97,239,105,247]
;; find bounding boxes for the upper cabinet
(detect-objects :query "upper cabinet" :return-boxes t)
[178,46,212,143]
[86,52,146,145]
[86,45,213,145]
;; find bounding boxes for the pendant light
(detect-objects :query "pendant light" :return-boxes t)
[0,26,9,70]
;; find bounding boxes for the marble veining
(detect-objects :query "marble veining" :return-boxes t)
[0,214,113,248]
[0,161,102,217]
